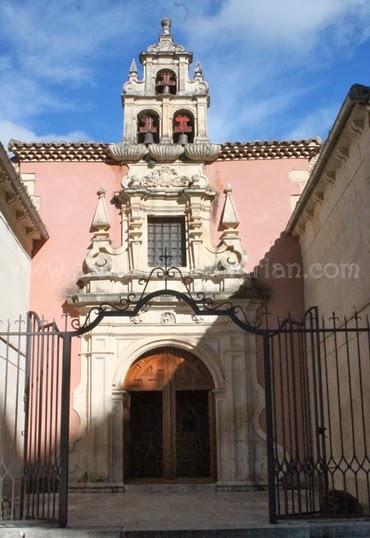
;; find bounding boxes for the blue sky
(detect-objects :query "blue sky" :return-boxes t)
[0,0,369,146]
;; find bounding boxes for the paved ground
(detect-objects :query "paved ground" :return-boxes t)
[68,488,269,530]
[2,487,370,536]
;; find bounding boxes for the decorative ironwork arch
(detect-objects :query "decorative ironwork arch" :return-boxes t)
[69,251,271,338]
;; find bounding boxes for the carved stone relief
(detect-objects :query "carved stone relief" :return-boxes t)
[160,312,176,324]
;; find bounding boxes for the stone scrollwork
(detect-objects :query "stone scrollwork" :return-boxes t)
[216,249,242,272]
[123,165,189,191]
[161,312,176,324]
[122,165,209,192]
[84,248,113,275]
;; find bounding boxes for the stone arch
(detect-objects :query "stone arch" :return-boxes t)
[137,108,160,144]
[155,68,177,95]
[173,108,195,143]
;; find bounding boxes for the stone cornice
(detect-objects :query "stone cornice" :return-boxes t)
[286,84,370,236]
[0,143,48,255]
[8,138,321,163]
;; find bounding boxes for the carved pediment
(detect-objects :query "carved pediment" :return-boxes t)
[122,165,207,191]
[146,38,187,54]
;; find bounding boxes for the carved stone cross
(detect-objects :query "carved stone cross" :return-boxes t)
[174,114,192,133]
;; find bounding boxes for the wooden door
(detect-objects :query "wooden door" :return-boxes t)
[124,348,215,481]
[176,390,210,477]
[129,391,163,478]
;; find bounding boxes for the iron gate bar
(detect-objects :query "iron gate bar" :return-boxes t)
[22,313,64,525]
[59,335,71,528]
[263,334,277,523]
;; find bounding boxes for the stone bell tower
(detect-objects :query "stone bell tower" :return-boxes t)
[110,16,220,162]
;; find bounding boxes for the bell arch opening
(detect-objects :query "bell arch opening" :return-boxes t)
[155,69,177,95]
[173,109,195,143]
[123,346,216,482]
[137,109,160,144]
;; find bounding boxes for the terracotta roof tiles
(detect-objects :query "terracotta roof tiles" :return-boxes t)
[8,138,321,163]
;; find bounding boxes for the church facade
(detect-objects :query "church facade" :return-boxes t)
[9,19,322,490]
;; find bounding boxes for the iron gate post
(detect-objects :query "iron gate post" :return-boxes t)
[263,333,277,524]
[20,314,32,519]
[313,308,329,510]
[59,334,72,528]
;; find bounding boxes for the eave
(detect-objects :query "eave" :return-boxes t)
[0,143,49,256]
[8,138,321,163]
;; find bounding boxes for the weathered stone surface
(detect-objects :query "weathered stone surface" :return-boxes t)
[108,143,148,162]
[184,143,221,162]
[148,143,184,163]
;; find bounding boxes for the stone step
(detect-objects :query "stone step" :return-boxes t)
[2,522,370,538]
[124,483,216,494]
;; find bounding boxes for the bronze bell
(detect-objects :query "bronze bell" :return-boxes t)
[178,133,188,145]
[144,132,155,145]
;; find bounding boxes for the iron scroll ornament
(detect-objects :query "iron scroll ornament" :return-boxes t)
[69,250,273,337]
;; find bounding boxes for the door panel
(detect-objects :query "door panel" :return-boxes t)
[129,391,163,478]
[176,390,211,477]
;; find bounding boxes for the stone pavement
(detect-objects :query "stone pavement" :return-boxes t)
[1,487,370,537]
[68,487,269,530]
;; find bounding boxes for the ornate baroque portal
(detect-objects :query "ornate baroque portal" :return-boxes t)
[68,18,268,490]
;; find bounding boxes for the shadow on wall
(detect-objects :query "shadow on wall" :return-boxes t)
[68,305,270,490]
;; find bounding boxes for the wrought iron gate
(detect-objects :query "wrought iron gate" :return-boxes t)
[265,307,370,521]
[1,260,369,527]
[0,313,70,526]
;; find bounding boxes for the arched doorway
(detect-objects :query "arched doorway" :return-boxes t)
[123,347,216,481]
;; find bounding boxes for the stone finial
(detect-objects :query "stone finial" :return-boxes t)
[90,187,111,233]
[129,58,138,74]
[194,61,203,79]
[219,185,240,230]
[161,17,172,35]
[129,58,138,80]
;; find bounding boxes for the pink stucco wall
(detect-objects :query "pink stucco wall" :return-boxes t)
[24,157,310,323]
[21,161,125,319]
[21,161,126,436]
[206,158,308,270]
[22,157,308,438]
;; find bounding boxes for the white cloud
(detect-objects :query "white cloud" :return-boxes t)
[185,0,370,53]
[0,120,89,150]
[0,0,369,143]
[0,0,148,137]
[179,0,370,140]
[0,0,143,84]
